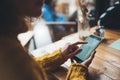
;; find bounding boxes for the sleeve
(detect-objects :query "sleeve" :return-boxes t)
[66,63,88,80]
[34,48,66,72]
[42,7,54,21]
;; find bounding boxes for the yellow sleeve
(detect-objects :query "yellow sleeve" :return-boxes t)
[35,48,66,72]
[66,63,88,80]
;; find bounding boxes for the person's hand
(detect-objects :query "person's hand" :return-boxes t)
[81,51,96,67]
[61,42,87,60]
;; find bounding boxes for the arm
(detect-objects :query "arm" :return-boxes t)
[35,48,66,72]
[35,42,87,72]
[66,51,96,80]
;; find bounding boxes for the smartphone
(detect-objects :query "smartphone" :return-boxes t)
[74,35,102,63]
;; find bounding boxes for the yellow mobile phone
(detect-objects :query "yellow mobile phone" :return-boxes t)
[74,35,103,62]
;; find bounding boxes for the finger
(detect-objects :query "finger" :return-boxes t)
[68,48,82,58]
[62,43,71,52]
[70,46,79,52]
[87,51,96,61]
[82,51,96,67]
[71,42,88,46]
[69,42,87,50]
[64,43,71,48]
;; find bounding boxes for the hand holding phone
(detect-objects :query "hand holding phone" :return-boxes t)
[74,35,102,63]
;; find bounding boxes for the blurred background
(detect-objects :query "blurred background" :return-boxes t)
[18,0,119,52]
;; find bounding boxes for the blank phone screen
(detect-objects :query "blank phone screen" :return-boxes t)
[75,35,101,62]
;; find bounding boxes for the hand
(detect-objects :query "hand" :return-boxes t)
[61,42,87,60]
[81,51,96,67]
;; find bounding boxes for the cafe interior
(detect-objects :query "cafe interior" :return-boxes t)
[18,0,120,80]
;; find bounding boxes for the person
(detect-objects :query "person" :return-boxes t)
[42,0,68,41]
[42,0,67,22]
[0,0,96,80]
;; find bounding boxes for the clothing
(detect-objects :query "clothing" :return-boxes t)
[66,63,88,80]
[35,49,88,80]
[0,35,87,80]
[42,4,67,22]
[42,4,67,31]
[42,4,55,21]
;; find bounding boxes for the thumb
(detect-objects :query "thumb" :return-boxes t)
[81,51,96,67]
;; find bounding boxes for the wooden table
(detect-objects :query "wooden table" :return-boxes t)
[32,28,120,80]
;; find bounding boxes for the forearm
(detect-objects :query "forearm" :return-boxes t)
[35,48,66,72]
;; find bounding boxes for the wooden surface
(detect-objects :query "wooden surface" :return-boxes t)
[32,28,120,80]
